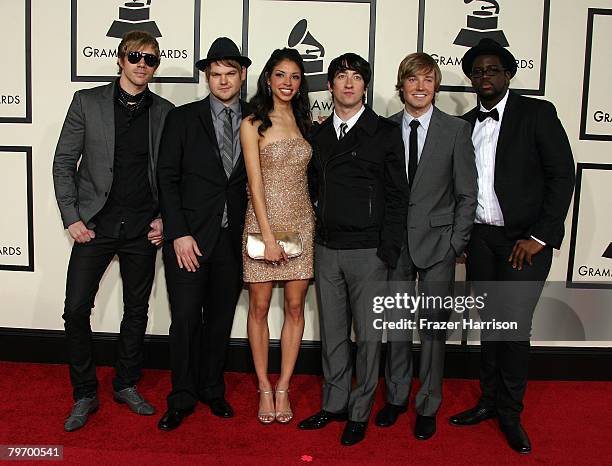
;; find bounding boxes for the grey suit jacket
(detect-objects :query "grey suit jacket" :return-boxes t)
[53,81,174,229]
[391,106,477,269]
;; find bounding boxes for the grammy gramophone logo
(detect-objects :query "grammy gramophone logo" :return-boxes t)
[454,0,508,47]
[288,19,327,92]
[603,243,612,260]
[107,0,162,39]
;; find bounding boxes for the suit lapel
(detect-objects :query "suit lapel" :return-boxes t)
[316,118,340,164]
[228,99,249,180]
[494,91,518,174]
[411,107,440,191]
[148,97,161,160]
[390,111,403,125]
[99,83,115,166]
[328,107,376,163]
[464,107,478,133]
[198,96,224,170]
[240,99,250,120]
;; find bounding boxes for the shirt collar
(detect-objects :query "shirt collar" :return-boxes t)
[209,93,241,118]
[402,104,434,132]
[478,89,509,121]
[333,105,366,133]
[115,79,150,109]
[115,79,148,100]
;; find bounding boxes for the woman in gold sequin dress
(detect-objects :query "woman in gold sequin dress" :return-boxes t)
[240,48,314,425]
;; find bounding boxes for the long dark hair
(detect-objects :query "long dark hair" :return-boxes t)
[249,48,312,138]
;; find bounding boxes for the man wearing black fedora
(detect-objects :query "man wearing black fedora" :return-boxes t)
[448,38,575,453]
[157,37,251,431]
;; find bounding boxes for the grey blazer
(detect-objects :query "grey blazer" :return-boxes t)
[53,81,174,229]
[391,106,477,269]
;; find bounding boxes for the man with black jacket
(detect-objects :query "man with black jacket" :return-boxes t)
[448,39,575,454]
[53,31,173,432]
[298,53,408,446]
[156,37,251,431]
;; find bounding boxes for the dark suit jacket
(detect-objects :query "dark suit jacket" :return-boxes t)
[157,96,249,261]
[463,91,575,249]
[391,106,477,269]
[309,105,408,268]
[53,81,174,228]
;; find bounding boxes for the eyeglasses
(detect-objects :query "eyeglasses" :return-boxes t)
[127,51,159,67]
[470,66,506,79]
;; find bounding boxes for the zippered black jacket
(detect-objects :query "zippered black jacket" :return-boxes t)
[308,106,408,268]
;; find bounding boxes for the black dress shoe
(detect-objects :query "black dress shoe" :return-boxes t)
[158,408,194,431]
[298,410,348,430]
[500,422,531,454]
[204,398,234,418]
[414,415,436,440]
[341,421,367,446]
[449,406,496,426]
[375,403,407,427]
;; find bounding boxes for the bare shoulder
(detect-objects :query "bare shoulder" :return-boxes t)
[241,114,261,128]
[240,115,261,140]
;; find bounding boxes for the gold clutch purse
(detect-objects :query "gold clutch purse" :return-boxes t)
[246,232,303,260]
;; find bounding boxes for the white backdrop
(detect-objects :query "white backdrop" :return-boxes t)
[0,0,611,346]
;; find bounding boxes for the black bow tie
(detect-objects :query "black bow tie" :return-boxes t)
[477,108,499,122]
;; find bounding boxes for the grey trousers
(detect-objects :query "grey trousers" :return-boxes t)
[315,244,387,422]
[385,243,455,417]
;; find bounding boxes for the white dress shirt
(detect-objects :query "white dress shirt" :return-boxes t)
[402,104,434,174]
[472,90,508,226]
[333,105,365,140]
[472,90,545,245]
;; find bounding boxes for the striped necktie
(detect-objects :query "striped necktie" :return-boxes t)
[221,107,234,178]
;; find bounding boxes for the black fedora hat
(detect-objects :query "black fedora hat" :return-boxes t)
[461,38,518,78]
[195,37,251,71]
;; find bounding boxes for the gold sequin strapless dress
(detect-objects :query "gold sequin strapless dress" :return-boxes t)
[243,137,314,283]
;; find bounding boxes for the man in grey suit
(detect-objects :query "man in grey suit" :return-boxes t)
[53,31,173,432]
[374,53,477,440]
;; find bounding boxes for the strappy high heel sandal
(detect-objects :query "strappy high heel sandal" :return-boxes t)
[274,386,293,424]
[257,389,275,424]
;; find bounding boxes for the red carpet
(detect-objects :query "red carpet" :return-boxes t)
[0,362,609,465]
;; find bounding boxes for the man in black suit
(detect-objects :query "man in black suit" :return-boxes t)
[448,39,575,454]
[53,31,173,431]
[156,37,251,431]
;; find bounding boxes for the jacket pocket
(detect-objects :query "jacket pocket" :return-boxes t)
[430,212,454,227]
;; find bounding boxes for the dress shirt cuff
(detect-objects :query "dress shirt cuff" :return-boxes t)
[530,235,546,246]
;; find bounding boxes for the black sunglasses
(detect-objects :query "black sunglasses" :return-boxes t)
[127,51,159,67]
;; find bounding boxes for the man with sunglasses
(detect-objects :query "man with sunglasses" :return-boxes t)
[448,38,575,454]
[53,31,173,432]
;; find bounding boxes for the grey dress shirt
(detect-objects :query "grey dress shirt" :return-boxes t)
[210,94,242,227]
